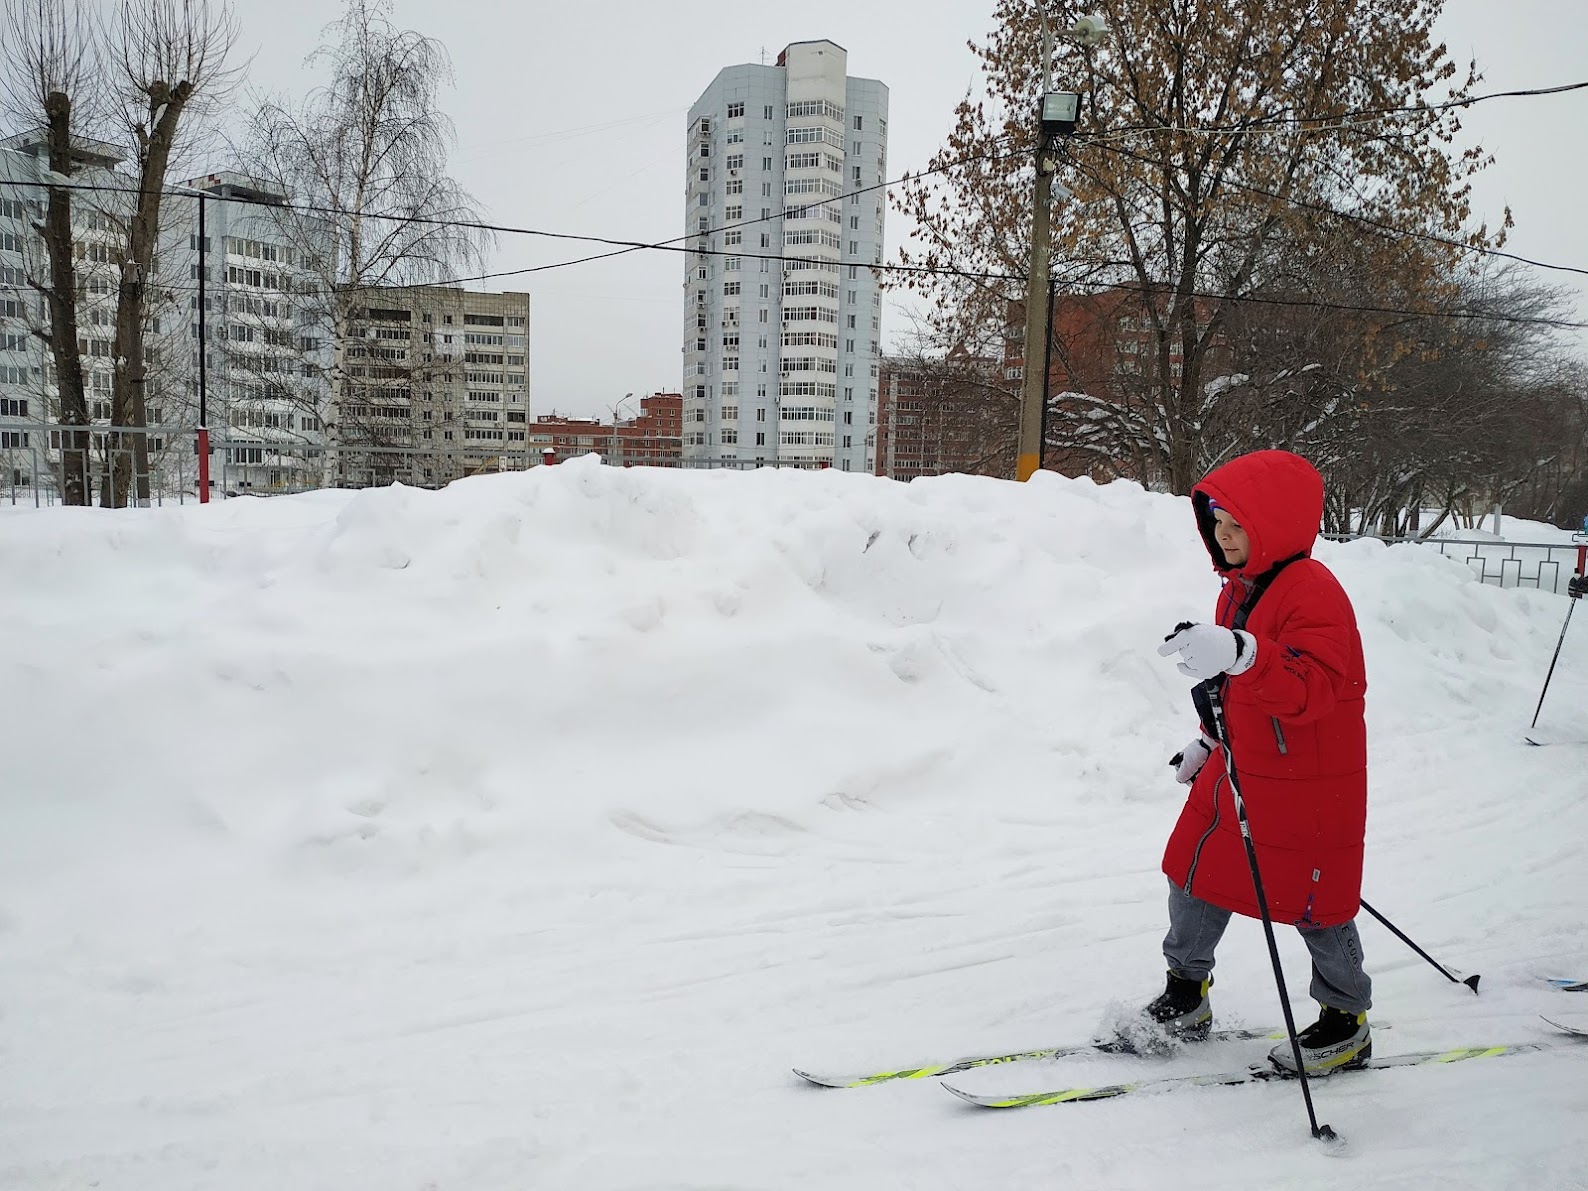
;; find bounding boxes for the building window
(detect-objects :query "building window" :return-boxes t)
[763,105,774,119]
[727,101,744,118]
[726,154,744,170]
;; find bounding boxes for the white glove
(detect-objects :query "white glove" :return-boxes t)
[1157,622,1257,680]
[1169,734,1217,784]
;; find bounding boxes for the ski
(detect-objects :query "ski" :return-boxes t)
[1543,1016,1588,1037]
[1547,978,1588,992]
[941,1041,1559,1109]
[792,1025,1295,1088]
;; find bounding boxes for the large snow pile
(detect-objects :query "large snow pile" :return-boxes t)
[1,458,1584,1190]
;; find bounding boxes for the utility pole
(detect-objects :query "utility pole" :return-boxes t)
[196,191,210,503]
[1015,142,1059,482]
[1016,11,1108,482]
[1016,13,1060,483]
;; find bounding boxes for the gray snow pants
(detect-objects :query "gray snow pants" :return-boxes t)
[1162,879,1373,1016]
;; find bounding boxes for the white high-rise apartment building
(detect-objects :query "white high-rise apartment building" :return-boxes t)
[170,171,334,494]
[0,142,334,500]
[683,40,887,472]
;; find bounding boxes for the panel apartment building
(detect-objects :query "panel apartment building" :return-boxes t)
[335,286,532,488]
[0,140,531,498]
[682,40,887,472]
[0,131,160,497]
[0,146,336,499]
[171,171,335,495]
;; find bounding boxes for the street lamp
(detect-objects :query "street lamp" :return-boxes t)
[1016,12,1110,482]
[160,182,215,502]
[1040,91,1081,137]
[608,392,634,466]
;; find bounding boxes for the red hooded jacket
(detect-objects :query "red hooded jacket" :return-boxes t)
[1161,451,1368,928]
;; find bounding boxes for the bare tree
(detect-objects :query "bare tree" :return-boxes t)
[244,0,488,486]
[1,0,97,504]
[898,0,1503,493]
[101,0,241,506]
[881,313,1024,477]
[1215,255,1582,535]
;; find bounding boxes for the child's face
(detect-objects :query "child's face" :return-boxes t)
[1212,508,1250,567]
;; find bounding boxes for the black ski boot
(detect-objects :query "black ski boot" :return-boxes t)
[1144,970,1212,1041]
[1269,1005,1371,1075]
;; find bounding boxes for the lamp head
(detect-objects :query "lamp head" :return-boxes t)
[1070,14,1110,46]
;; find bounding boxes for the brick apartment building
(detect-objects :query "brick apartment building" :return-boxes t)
[530,393,683,467]
[874,354,1003,480]
[1003,287,1232,478]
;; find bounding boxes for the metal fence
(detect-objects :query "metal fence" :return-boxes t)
[0,421,845,507]
[1327,535,1587,596]
[0,424,561,507]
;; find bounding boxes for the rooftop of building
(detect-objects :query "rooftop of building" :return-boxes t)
[1,130,124,169]
[779,38,847,57]
[176,172,289,205]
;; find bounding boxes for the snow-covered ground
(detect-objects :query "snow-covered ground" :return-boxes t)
[1,459,1585,1190]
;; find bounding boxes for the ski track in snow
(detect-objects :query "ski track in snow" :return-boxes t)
[1,461,1585,1190]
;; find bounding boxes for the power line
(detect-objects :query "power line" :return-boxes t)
[0,143,1032,289]
[6,169,1582,328]
[5,78,1587,331]
[1086,138,1588,281]
[375,144,1033,289]
[1087,78,1588,139]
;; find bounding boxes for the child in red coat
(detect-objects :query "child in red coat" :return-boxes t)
[1149,449,1372,1075]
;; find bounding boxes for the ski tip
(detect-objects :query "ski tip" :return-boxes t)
[939,1081,984,1106]
[1542,1015,1588,1037]
[792,1068,848,1088]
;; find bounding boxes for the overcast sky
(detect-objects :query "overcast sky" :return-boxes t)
[234,0,1588,419]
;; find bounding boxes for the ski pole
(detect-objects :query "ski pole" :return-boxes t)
[1358,899,1480,993]
[1206,681,1339,1144]
[1528,548,1583,729]
[1524,600,1575,733]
